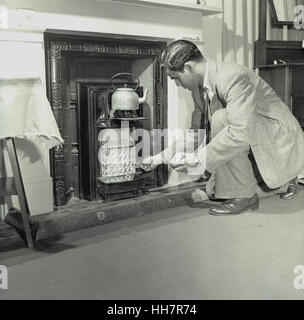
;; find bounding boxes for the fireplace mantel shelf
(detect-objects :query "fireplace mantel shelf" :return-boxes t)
[103,0,223,14]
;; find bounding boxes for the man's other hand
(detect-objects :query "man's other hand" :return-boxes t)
[170,153,198,172]
[170,152,206,178]
[138,154,162,172]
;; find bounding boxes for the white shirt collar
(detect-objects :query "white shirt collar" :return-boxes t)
[202,60,214,99]
[203,60,211,91]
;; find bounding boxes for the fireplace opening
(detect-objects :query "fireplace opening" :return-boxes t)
[44,30,168,206]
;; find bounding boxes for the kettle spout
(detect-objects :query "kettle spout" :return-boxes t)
[138,88,148,104]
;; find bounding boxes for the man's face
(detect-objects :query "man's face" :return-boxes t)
[166,66,196,91]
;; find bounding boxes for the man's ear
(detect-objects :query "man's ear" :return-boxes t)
[184,61,194,72]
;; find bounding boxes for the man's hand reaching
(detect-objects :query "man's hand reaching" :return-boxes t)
[170,152,198,172]
[137,154,162,172]
[170,152,205,177]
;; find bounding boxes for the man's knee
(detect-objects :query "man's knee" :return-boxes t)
[211,109,227,137]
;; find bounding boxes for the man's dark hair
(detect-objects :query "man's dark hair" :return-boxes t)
[160,39,204,72]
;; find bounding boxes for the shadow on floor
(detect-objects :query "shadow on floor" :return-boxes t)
[0,235,78,266]
[254,186,304,215]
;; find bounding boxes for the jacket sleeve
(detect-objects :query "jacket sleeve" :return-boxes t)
[205,71,258,174]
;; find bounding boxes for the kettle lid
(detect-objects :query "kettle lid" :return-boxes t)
[116,87,134,92]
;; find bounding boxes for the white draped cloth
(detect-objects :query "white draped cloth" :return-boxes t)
[0,78,63,148]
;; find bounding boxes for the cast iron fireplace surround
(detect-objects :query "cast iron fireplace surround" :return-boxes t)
[44,30,168,206]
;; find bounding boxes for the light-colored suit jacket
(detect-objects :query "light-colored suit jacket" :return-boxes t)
[192,60,304,189]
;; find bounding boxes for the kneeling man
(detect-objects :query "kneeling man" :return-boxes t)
[142,39,304,216]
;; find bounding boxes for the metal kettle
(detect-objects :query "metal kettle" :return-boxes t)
[111,73,148,111]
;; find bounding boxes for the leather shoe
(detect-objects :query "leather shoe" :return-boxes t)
[209,193,259,216]
[280,178,298,200]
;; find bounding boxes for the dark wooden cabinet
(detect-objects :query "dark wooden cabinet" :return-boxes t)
[292,66,304,128]
[258,65,292,107]
[255,37,304,129]
[254,1,304,129]
[256,61,304,130]
[257,63,304,128]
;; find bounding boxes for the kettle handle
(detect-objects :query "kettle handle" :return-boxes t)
[111,73,140,91]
